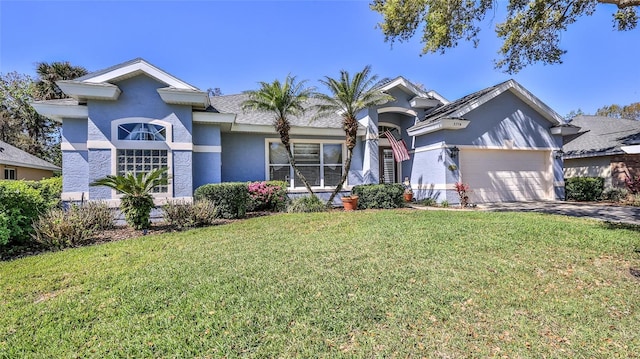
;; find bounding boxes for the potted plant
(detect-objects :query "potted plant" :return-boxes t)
[403,177,413,202]
[341,195,359,211]
[403,187,413,202]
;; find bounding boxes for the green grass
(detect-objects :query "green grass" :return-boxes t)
[1,209,639,358]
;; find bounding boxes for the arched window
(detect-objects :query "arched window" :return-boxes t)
[118,123,166,141]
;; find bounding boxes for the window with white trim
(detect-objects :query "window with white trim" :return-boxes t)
[268,141,344,188]
[4,168,16,180]
[116,149,168,193]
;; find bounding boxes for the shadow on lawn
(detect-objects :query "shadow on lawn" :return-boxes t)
[599,221,640,233]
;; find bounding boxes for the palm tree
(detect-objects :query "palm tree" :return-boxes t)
[242,75,316,194]
[314,66,393,205]
[35,61,88,100]
[90,167,168,230]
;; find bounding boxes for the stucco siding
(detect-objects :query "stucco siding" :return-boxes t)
[87,75,193,144]
[221,133,268,182]
[444,91,561,149]
[88,149,112,200]
[564,156,612,187]
[410,147,447,202]
[193,152,221,190]
[172,150,193,197]
[62,118,87,144]
[62,151,89,194]
[193,123,221,146]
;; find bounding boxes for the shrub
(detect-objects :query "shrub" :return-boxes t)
[247,181,288,212]
[420,197,437,206]
[602,187,628,202]
[162,199,219,230]
[351,184,404,209]
[454,182,471,207]
[287,195,327,213]
[0,181,47,246]
[82,201,115,230]
[565,177,604,202]
[194,182,249,219]
[625,174,640,195]
[441,200,450,208]
[26,177,63,209]
[623,193,640,207]
[31,203,114,250]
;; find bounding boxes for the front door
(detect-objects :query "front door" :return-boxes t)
[379,147,397,183]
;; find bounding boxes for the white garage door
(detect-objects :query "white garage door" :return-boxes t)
[459,149,552,203]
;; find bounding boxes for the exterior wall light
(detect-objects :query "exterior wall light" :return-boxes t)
[448,146,459,159]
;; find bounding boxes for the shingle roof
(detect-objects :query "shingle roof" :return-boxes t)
[0,140,60,171]
[425,81,506,123]
[563,115,640,158]
[209,94,344,129]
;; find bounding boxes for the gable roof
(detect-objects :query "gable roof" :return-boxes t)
[75,58,199,90]
[563,115,640,158]
[35,58,210,113]
[407,79,564,136]
[0,140,60,171]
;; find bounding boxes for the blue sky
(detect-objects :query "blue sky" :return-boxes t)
[1,0,638,117]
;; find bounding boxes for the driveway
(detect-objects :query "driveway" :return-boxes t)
[479,201,640,225]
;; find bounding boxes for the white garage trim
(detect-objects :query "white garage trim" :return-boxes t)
[459,149,553,203]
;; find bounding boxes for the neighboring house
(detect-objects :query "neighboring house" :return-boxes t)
[32,58,567,205]
[0,140,60,180]
[563,115,640,188]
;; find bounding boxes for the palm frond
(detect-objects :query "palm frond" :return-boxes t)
[90,167,168,197]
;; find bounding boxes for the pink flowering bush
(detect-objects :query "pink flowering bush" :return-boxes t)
[454,182,471,207]
[247,181,288,212]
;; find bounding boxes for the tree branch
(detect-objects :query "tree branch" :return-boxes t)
[598,0,640,8]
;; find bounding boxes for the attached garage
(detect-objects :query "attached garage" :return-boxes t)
[459,149,553,203]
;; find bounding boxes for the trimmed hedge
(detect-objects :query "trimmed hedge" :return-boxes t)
[565,177,604,202]
[194,182,249,219]
[0,181,48,246]
[351,183,404,209]
[26,177,62,209]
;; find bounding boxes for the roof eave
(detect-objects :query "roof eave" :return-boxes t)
[157,88,210,109]
[56,80,121,101]
[407,118,470,137]
[31,101,88,122]
[0,159,60,171]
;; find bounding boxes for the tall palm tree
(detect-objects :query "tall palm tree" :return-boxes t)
[242,76,316,194]
[90,167,168,230]
[314,66,393,205]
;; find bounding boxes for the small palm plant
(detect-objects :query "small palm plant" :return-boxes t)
[90,167,168,230]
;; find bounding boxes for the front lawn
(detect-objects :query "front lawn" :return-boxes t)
[1,210,639,357]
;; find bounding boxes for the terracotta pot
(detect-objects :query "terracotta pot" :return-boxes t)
[404,193,413,202]
[341,195,359,211]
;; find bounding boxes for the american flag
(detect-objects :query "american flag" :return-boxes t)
[383,130,410,162]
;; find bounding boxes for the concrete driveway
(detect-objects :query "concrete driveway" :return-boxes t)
[479,201,640,225]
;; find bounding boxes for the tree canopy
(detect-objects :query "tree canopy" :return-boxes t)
[370,0,639,73]
[0,61,88,165]
[595,102,640,120]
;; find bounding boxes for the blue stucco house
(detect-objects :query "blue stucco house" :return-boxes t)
[33,58,569,205]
